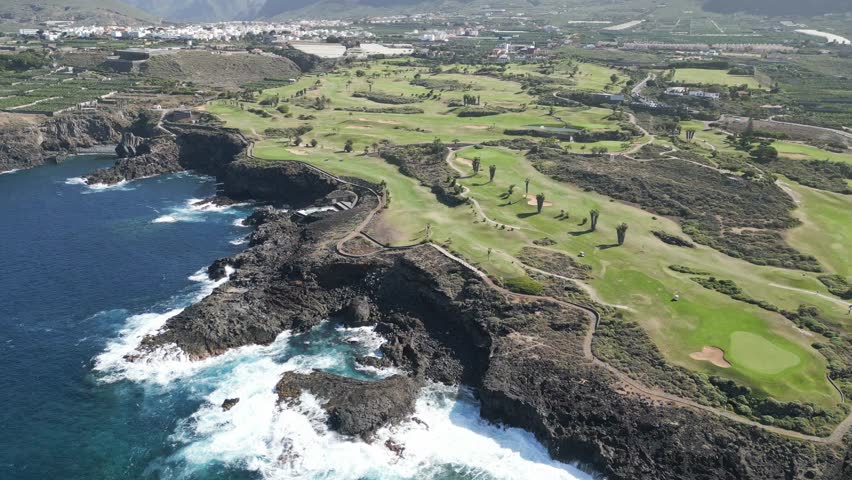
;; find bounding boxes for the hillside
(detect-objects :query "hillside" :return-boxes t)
[139,51,301,88]
[0,0,158,27]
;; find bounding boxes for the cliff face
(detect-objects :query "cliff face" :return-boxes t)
[0,111,130,172]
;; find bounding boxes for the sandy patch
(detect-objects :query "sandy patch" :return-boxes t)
[287,148,308,155]
[463,125,490,130]
[525,194,553,207]
[346,125,373,130]
[358,117,400,125]
[780,153,810,160]
[690,346,731,368]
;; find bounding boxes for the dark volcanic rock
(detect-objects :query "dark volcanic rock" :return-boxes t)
[0,111,129,172]
[341,296,373,327]
[85,137,181,185]
[207,259,231,281]
[276,371,418,438]
[115,132,148,158]
[221,398,239,411]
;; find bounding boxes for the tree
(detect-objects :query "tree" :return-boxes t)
[535,193,546,214]
[685,129,696,141]
[508,184,515,196]
[590,209,600,231]
[488,164,496,183]
[310,138,318,148]
[616,222,628,246]
[293,136,302,146]
[472,156,481,175]
[364,145,370,155]
[524,177,530,195]
[344,139,354,153]
[750,142,778,163]
[610,73,619,85]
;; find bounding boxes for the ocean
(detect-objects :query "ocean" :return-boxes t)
[0,157,592,480]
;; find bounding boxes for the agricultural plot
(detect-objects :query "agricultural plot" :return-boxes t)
[673,68,762,88]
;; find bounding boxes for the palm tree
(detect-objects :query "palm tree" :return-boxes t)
[616,222,628,245]
[590,209,600,231]
[508,184,515,195]
[535,193,546,213]
[488,164,496,183]
[472,157,481,175]
[524,177,530,195]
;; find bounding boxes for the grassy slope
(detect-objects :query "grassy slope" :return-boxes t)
[211,61,847,407]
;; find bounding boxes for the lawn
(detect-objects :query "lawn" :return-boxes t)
[213,62,844,408]
[673,68,761,88]
[783,180,852,279]
[772,141,852,165]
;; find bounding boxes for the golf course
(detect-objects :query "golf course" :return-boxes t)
[206,58,851,434]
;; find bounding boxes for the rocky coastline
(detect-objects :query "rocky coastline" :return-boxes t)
[7,114,849,479]
[0,111,130,173]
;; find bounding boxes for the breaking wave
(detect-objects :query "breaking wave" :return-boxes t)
[151,198,249,224]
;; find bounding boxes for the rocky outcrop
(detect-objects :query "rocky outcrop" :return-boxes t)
[85,137,181,185]
[115,132,148,158]
[276,371,418,438]
[0,111,129,172]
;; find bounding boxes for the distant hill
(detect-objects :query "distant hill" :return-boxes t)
[126,0,480,21]
[0,0,159,27]
[703,0,852,15]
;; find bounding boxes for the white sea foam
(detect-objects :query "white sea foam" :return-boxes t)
[65,176,136,193]
[151,198,247,225]
[0,168,20,175]
[94,266,234,384]
[230,237,248,246]
[171,368,592,480]
[233,218,249,227]
[65,176,87,185]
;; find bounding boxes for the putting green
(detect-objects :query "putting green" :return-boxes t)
[728,331,801,375]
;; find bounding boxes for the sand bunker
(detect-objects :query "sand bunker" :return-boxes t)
[287,149,308,155]
[525,194,553,207]
[690,346,731,368]
[346,125,373,130]
[463,125,490,130]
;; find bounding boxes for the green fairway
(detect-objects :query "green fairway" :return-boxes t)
[772,141,852,165]
[211,61,845,409]
[673,68,761,88]
[784,180,852,278]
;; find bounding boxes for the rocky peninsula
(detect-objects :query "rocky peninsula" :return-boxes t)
[12,115,849,479]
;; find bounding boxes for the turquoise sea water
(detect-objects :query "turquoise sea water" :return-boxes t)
[0,157,592,480]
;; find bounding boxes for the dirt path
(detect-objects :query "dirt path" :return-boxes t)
[768,282,851,309]
[246,143,852,445]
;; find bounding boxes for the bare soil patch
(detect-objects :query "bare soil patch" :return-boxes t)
[690,346,731,368]
[346,125,373,130]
